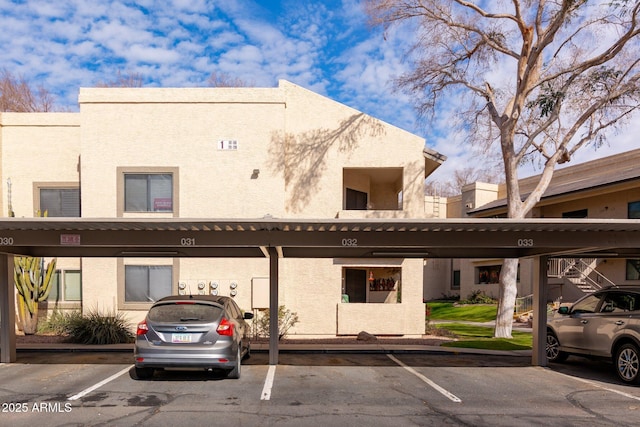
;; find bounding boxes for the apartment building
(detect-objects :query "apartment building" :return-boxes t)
[0,80,446,338]
[423,149,640,303]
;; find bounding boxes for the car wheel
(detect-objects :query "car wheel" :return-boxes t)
[615,343,640,385]
[227,346,241,379]
[546,330,568,363]
[133,367,154,380]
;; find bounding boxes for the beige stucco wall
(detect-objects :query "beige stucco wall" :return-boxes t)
[69,81,431,337]
[460,182,499,217]
[423,258,456,301]
[537,188,640,219]
[0,113,80,218]
[0,113,82,284]
[79,87,287,218]
[0,82,434,337]
[426,153,640,302]
[335,258,425,337]
[280,81,427,219]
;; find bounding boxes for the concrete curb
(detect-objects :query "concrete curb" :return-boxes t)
[16,342,532,357]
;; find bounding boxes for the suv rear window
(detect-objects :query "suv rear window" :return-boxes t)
[148,303,222,322]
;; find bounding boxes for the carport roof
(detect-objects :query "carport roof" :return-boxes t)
[0,217,639,259]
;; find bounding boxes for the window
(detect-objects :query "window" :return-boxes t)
[601,292,640,313]
[476,264,520,284]
[48,270,82,302]
[452,270,461,290]
[342,267,401,303]
[626,259,640,280]
[477,265,501,284]
[629,201,640,219]
[125,265,172,303]
[562,209,588,218]
[148,303,222,322]
[39,188,80,217]
[571,294,602,314]
[124,174,173,212]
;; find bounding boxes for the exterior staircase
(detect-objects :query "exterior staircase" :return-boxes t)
[547,258,616,294]
[516,258,616,318]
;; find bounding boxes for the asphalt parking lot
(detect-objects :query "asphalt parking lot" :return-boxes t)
[2,350,640,426]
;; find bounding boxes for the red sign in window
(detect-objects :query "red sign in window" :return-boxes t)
[153,198,172,211]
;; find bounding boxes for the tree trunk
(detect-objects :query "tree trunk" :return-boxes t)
[494,258,519,338]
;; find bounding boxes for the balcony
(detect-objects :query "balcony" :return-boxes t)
[340,167,405,218]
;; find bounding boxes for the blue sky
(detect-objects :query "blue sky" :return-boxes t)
[1,0,637,185]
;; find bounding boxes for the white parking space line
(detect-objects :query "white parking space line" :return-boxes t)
[261,365,277,401]
[68,365,132,401]
[546,368,640,401]
[387,354,462,403]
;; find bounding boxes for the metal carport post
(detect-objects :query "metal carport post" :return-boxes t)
[532,255,548,367]
[268,246,279,365]
[0,254,15,363]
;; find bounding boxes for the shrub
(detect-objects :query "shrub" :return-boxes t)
[459,290,497,305]
[37,310,82,335]
[439,293,460,301]
[254,305,299,340]
[425,323,458,338]
[65,309,134,344]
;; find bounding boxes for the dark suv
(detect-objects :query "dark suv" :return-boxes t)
[546,286,640,384]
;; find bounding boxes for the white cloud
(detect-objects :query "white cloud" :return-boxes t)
[1,0,636,188]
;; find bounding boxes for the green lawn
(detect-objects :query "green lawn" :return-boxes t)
[434,323,532,351]
[426,302,532,351]
[426,301,497,322]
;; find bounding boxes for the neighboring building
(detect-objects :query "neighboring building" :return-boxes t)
[424,149,640,303]
[0,80,446,338]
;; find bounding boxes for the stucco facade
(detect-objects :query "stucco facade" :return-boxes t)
[1,80,444,338]
[423,149,640,303]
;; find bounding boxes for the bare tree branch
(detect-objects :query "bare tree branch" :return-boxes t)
[366,0,640,338]
[0,69,56,112]
[207,72,253,87]
[95,70,144,88]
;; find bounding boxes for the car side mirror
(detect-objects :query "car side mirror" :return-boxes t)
[243,312,254,320]
[558,306,570,315]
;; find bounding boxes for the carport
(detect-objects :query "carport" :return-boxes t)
[1,217,640,366]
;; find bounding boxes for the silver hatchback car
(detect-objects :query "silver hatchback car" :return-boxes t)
[134,295,253,379]
[546,286,640,385]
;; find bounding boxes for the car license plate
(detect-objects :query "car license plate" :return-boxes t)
[171,333,192,343]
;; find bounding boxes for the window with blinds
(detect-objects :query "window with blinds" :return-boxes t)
[40,188,80,217]
[125,265,173,303]
[124,173,173,212]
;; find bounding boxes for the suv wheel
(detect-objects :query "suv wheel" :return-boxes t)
[546,330,568,363]
[615,343,640,385]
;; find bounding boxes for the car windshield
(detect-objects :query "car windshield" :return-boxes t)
[571,294,602,314]
[148,303,222,322]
